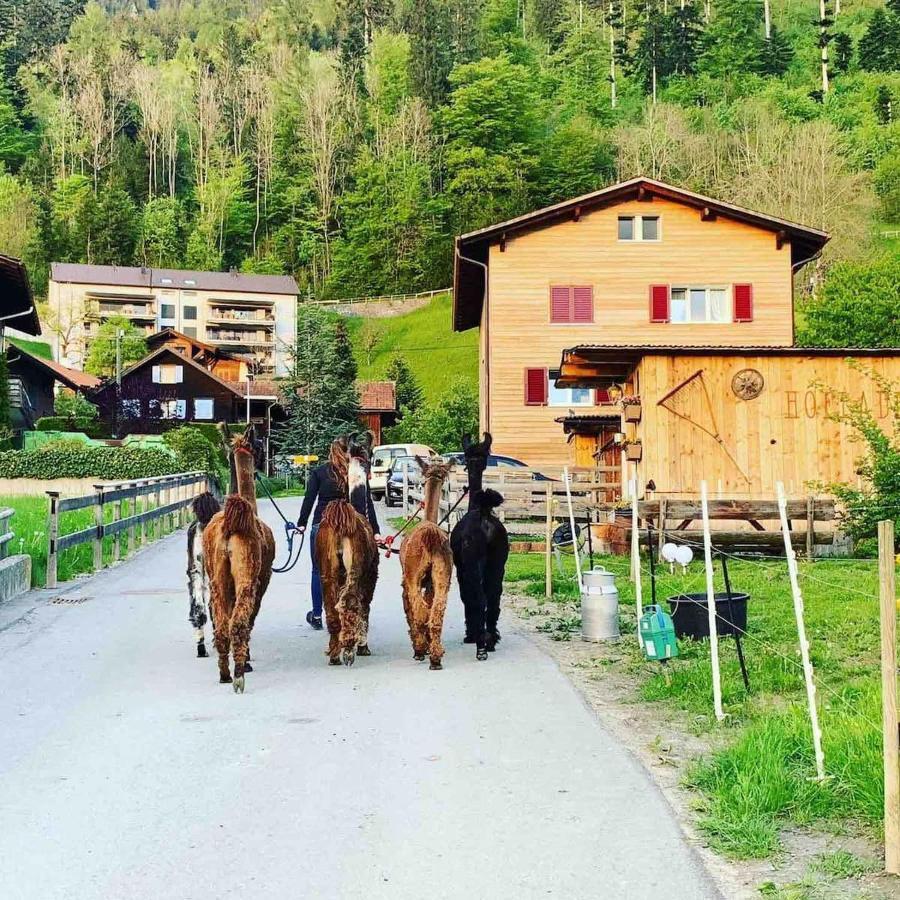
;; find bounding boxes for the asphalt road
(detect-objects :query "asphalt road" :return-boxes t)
[0,498,719,900]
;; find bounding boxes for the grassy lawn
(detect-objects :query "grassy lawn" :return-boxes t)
[2,493,188,588]
[346,292,478,401]
[505,551,891,860]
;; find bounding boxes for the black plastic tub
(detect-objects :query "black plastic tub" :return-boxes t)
[666,592,749,639]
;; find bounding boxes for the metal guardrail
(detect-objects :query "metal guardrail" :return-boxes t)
[46,471,209,588]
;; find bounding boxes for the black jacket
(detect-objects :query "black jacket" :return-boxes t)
[297,462,380,533]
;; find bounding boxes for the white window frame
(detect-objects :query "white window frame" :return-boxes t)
[548,375,593,408]
[194,398,214,420]
[121,399,141,418]
[154,363,184,384]
[670,285,732,325]
[159,399,186,420]
[617,214,662,243]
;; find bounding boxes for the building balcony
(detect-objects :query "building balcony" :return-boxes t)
[205,333,275,348]
[206,314,276,326]
[208,297,275,311]
[93,304,156,321]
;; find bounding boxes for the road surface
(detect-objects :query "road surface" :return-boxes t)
[0,498,719,899]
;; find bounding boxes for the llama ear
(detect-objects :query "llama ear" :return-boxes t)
[462,433,472,451]
[415,455,428,473]
[482,432,493,452]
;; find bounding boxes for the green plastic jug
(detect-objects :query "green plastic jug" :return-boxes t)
[639,605,679,661]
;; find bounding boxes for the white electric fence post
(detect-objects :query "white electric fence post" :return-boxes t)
[777,481,826,781]
[631,476,643,646]
[701,481,726,722]
[563,466,582,592]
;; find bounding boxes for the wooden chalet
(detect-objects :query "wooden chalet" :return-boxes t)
[146,328,250,381]
[453,176,900,497]
[358,381,397,443]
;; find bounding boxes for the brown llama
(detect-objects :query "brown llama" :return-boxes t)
[315,434,379,667]
[202,424,276,692]
[399,457,453,669]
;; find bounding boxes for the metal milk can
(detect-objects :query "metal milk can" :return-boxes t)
[581,567,620,642]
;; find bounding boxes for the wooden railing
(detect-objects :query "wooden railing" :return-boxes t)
[312,287,450,308]
[0,507,15,560]
[46,472,210,588]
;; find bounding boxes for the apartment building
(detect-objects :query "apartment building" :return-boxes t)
[48,264,298,376]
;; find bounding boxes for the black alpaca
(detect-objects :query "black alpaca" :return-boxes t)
[450,433,509,661]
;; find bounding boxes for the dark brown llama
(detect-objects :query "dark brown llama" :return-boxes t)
[399,457,453,669]
[315,434,379,666]
[202,424,276,692]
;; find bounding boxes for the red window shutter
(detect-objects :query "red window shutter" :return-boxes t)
[524,367,548,406]
[733,283,754,322]
[650,284,670,323]
[572,286,593,323]
[595,388,610,404]
[550,286,571,322]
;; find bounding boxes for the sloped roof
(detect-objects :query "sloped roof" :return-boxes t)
[93,346,245,397]
[51,263,299,296]
[8,345,100,390]
[453,177,831,332]
[224,379,280,400]
[0,254,40,335]
[147,328,245,361]
[358,381,396,411]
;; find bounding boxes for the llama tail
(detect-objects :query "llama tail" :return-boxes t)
[319,499,360,537]
[222,495,255,537]
[192,490,221,526]
[474,488,504,512]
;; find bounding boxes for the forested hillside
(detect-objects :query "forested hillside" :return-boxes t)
[0,0,898,345]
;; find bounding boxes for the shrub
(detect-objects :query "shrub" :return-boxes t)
[162,426,224,479]
[384,378,478,453]
[54,390,98,422]
[35,417,110,439]
[0,447,182,480]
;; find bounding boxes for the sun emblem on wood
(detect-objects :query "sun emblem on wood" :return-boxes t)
[731,368,764,400]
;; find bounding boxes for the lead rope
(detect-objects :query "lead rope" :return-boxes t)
[255,472,306,573]
[382,486,469,561]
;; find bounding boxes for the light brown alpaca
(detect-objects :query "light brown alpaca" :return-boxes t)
[202,424,276,693]
[399,457,453,670]
[316,435,379,667]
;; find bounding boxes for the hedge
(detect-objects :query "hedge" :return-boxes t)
[35,417,110,439]
[0,446,184,480]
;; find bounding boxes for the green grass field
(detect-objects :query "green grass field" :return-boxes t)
[8,337,54,359]
[505,551,890,859]
[346,292,478,401]
[1,493,187,588]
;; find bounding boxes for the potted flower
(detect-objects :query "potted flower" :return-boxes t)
[622,395,642,423]
[623,440,643,462]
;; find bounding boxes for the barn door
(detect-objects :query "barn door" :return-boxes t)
[574,434,599,468]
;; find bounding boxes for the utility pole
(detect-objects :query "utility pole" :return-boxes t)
[246,373,253,425]
[113,328,123,439]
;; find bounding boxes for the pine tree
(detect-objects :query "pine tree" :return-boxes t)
[761,25,795,77]
[385,355,423,416]
[630,0,666,101]
[276,305,360,458]
[333,318,358,386]
[667,1,703,77]
[876,85,895,126]
[699,0,766,78]
[859,8,899,72]
[832,32,852,73]
[402,0,452,106]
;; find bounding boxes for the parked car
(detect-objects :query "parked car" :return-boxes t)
[370,443,437,499]
[443,452,552,481]
[384,455,419,507]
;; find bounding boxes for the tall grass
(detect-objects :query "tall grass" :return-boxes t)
[504,549,890,857]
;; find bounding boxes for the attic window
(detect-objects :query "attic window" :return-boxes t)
[618,216,660,242]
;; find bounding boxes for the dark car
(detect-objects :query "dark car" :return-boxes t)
[384,455,420,507]
[442,452,552,481]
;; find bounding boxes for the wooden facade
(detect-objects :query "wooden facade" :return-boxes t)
[558,348,900,496]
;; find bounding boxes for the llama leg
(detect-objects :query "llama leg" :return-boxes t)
[453,550,477,643]
[229,578,257,694]
[188,567,209,658]
[210,583,232,684]
[357,551,377,656]
[427,557,451,670]
[318,549,343,666]
[457,560,489,660]
[483,550,507,651]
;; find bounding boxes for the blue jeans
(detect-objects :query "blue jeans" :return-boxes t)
[309,523,322,617]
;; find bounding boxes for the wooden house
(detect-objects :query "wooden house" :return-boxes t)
[358,381,397,444]
[453,177,900,496]
[146,329,250,381]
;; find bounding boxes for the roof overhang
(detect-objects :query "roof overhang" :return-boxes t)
[452,177,831,332]
[0,254,40,336]
[554,412,621,435]
[557,344,900,388]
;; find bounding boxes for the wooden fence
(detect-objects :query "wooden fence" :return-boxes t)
[311,287,450,308]
[46,472,210,588]
[0,507,15,561]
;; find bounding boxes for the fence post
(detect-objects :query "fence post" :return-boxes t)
[112,485,122,563]
[402,467,409,515]
[658,497,668,559]
[93,485,104,572]
[140,481,148,546]
[154,481,162,538]
[630,477,643,646]
[127,487,136,556]
[879,519,900,874]
[545,482,553,598]
[806,494,815,559]
[46,491,59,589]
[777,481,826,781]
[700,481,726,723]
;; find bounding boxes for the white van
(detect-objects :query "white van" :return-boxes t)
[370,443,437,498]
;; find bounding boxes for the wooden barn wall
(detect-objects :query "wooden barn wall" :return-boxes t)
[484,196,793,468]
[635,354,900,495]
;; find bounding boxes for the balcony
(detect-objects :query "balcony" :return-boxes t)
[94,303,156,321]
[207,312,276,326]
[208,297,275,311]
[205,330,275,348]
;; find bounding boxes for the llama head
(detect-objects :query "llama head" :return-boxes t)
[232,423,265,472]
[462,432,492,478]
[415,455,452,485]
[347,432,372,516]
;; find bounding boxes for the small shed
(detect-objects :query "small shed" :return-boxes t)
[358,381,397,444]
